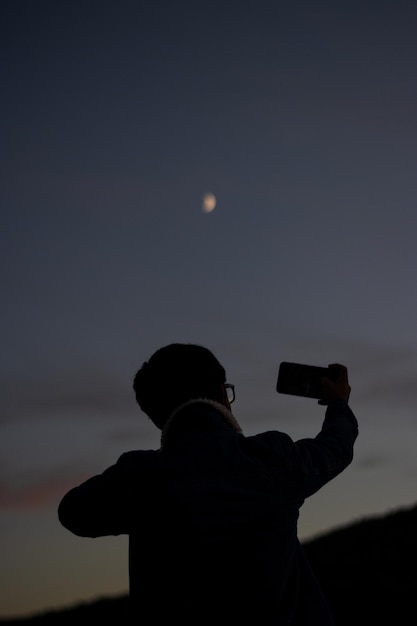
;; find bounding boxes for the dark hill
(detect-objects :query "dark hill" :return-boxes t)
[304,502,417,624]
[2,502,417,625]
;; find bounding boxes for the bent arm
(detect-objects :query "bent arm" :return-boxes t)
[294,398,359,496]
[58,451,155,537]
[58,464,130,537]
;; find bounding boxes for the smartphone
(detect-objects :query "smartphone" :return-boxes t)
[276,362,337,399]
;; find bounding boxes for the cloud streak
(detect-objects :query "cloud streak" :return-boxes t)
[0,472,90,511]
[1,366,137,424]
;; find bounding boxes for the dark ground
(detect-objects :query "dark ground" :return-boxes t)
[2,502,417,625]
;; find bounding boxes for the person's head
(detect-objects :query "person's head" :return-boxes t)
[133,343,230,428]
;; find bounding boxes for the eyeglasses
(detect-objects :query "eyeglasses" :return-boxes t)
[224,383,235,404]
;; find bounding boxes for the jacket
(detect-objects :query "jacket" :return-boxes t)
[58,397,358,624]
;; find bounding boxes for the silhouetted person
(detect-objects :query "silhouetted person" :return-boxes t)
[58,343,358,624]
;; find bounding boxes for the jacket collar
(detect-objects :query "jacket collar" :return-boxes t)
[160,398,242,449]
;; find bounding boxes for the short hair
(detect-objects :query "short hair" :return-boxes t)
[133,343,226,427]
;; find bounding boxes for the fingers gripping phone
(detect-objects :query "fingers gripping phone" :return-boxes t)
[276,362,338,400]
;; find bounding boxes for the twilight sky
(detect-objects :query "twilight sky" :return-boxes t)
[2,0,417,618]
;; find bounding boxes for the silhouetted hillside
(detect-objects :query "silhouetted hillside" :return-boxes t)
[0,596,130,625]
[2,503,417,625]
[304,502,417,625]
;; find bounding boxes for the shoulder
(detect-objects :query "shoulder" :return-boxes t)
[242,430,297,465]
[116,449,161,472]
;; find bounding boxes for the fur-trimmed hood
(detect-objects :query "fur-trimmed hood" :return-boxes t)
[160,398,242,449]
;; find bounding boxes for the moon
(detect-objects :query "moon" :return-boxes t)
[202,192,216,213]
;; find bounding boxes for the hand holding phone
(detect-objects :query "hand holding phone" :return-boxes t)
[319,363,350,405]
[276,362,350,403]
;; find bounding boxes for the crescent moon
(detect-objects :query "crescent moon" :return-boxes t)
[202,193,216,213]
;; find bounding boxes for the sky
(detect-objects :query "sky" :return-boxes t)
[2,0,417,618]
